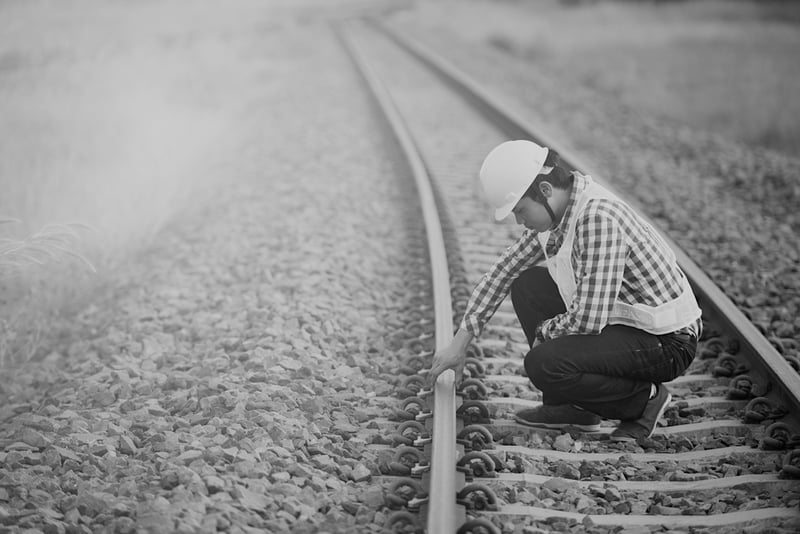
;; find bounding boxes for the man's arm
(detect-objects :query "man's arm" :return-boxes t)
[426,327,473,387]
[461,230,544,338]
[428,231,544,386]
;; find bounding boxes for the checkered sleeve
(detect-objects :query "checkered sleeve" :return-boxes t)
[537,203,627,340]
[461,230,545,338]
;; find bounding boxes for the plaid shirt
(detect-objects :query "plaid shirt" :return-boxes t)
[461,173,700,342]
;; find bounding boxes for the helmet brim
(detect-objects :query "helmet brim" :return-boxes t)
[494,197,519,221]
[492,165,554,221]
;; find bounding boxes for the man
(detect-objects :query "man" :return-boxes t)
[427,140,702,442]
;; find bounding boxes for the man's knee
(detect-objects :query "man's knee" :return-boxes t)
[524,352,541,389]
[524,343,560,388]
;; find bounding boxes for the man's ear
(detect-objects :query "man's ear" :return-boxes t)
[538,181,553,198]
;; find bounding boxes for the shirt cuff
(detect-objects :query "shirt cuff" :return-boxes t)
[534,323,547,343]
[461,315,482,338]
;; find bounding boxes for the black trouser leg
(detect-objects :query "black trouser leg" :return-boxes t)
[511,267,697,420]
[510,266,565,348]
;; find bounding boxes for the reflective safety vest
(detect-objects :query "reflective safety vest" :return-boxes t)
[537,180,702,335]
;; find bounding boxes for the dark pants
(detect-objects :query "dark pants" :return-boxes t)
[511,267,697,421]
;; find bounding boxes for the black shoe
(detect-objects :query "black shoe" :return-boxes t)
[514,404,601,432]
[610,385,672,442]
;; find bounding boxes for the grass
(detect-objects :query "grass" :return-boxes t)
[0,220,97,367]
[0,220,96,280]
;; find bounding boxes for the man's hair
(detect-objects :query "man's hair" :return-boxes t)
[523,149,573,202]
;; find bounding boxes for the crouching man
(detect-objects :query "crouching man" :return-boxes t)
[428,140,701,442]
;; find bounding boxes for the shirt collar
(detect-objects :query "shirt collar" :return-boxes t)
[551,172,590,236]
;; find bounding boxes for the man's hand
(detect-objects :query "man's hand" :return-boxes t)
[426,328,474,388]
[427,344,465,388]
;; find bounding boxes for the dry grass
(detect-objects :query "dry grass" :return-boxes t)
[0,219,97,367]
[0,220,95,280]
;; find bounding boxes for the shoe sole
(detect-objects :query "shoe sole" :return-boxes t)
[609,391,673,443]
[646,392,672,438]
[609,435,636,443]
[513,415,600,432]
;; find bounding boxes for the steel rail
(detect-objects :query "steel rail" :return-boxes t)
[373,18,800,418]
[336,23,464,533]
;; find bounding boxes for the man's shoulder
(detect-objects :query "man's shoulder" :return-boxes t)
[579,197,631,224]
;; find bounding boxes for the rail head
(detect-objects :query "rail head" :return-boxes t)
[336,22,465,533]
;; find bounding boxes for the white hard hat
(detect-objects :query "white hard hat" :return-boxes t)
[479,140,551,221]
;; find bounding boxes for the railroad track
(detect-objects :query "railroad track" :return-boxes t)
[337,18,800,534]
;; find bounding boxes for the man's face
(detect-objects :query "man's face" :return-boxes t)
[512,195,552,232]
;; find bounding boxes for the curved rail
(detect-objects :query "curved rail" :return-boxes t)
[337,23,463,533]
[372,18,800,421]
[341,17,800,533]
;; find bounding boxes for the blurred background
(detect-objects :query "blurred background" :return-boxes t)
[1,0,798,366]
[421,0,800,156]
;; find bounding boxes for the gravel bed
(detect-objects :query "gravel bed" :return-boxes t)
[0,9,429,533]
[489,479,796,516]
[386,4,800,367]
[496,429,754,456]
[490,450,783,482]
[2,3,796,533]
